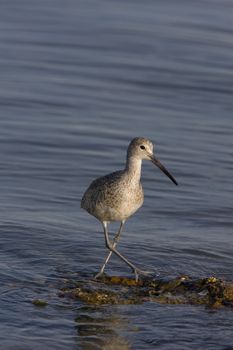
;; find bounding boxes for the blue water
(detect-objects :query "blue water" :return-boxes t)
[0,0,233,349]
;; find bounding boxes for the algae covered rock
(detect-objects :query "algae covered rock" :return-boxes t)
[59,274,233,308]
[32,299,48,307]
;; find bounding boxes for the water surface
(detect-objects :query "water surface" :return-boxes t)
[0,0,233,349]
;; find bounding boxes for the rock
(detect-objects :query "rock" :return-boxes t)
[59,274,233,308]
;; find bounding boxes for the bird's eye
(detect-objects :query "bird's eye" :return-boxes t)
[140,145,145,150]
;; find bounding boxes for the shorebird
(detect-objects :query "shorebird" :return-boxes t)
[81,137,178,281]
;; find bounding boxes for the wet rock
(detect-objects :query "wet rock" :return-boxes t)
[59,275,233,308]
[32,299,48,307]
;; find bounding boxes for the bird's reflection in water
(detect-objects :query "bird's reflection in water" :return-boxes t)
[75,306,131,350]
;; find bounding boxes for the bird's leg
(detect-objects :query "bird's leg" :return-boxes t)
[95,221,125,279]
[102,221,143,282]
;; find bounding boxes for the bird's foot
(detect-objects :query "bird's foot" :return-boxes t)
[133,268,153,282]
[94,270,104,280]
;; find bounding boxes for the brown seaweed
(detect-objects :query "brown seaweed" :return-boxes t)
[59,274,233,308]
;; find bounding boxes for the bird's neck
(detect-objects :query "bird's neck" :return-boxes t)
[125,156,142,182]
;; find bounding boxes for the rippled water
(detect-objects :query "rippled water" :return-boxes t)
[1,0,233,349]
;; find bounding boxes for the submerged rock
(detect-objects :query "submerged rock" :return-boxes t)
[32,299,48,307]
[59,275,233,308]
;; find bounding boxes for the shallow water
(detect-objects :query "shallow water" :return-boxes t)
[0,0,233,349]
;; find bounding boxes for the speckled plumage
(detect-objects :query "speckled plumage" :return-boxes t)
[81,170,144,222]
[81,137,150,222]
[81,137,177,281]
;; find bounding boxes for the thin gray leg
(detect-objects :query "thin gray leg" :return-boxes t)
[102,221,143,282]
[95,221,125,279]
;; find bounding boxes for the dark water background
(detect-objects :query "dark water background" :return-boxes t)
[0,0,233,349]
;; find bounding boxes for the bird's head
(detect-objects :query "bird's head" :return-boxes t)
[127,137,178,185]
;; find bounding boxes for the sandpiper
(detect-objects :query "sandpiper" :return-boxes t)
[81,137,178,281]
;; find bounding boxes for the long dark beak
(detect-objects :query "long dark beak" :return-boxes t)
[150,156,178,185]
